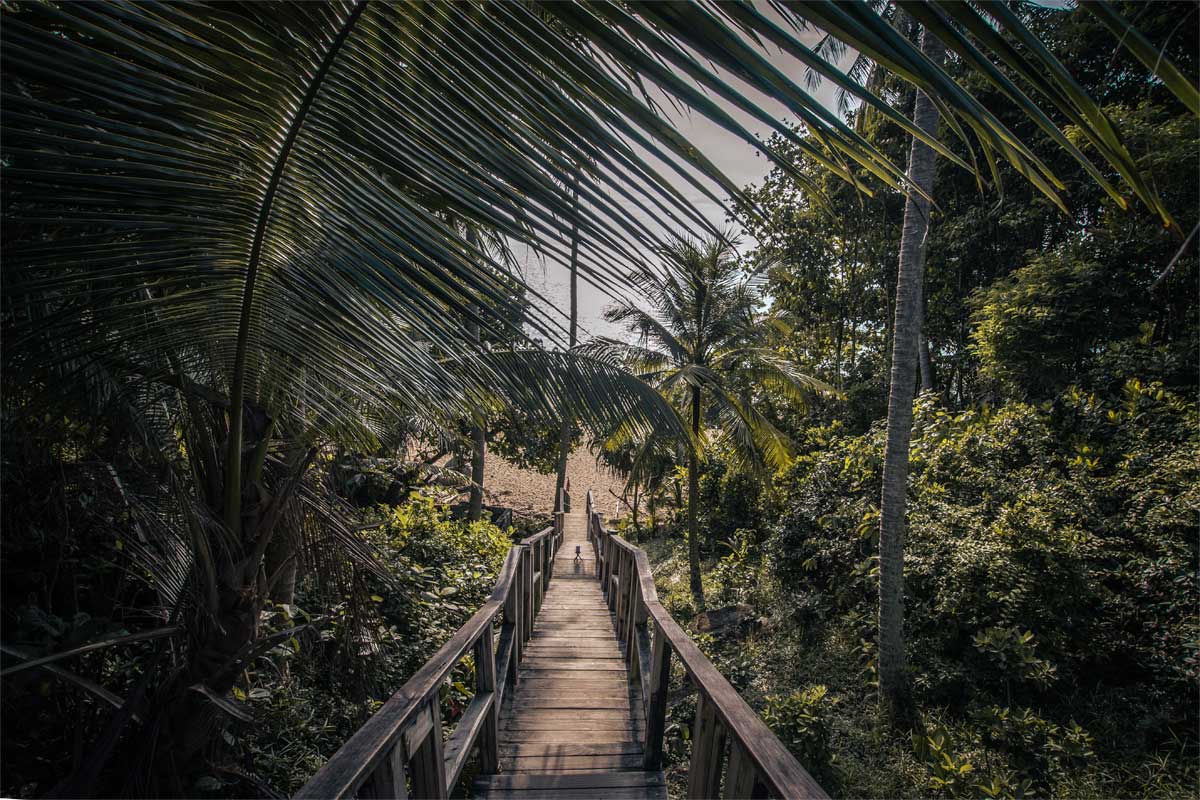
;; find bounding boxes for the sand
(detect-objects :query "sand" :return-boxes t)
[480,446,627,522]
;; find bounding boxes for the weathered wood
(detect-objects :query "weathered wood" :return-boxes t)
[359,743,407,800]
[635,623,653,722]
[408,699,446,799]
[442,692,494,789]
[477,771,666,791]
[505,753,645,772]
[724,740,760,800]
[477,787,666,800]
[473,625,499,775]
[504,730,640,744]
[295,596,497,799]
[522,546,534,646]
[499,742,643,758]
[596,527,830,800]
[494,623,516,708]
[643,619,671,771]
[688,693,726,799]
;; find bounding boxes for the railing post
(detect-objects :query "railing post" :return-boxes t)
[504,558,522,689]
[724,740,760,800]
[688,693,726,799]
[521,546,534,646]
[409,699,447,799]
[473,625,499,775]
[643,619,671,771]
[359,743,407,799]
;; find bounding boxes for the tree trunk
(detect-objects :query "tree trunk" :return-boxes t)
[878,25,943,730]
[918,291,935,393]
[554,170,582,511]
[469,421,485,522]
[687,385,704,610]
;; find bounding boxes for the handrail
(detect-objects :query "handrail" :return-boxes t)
[584,490,830,800]
[297,522,564,799]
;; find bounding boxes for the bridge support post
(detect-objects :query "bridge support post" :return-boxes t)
[643,620,671,771]
[688,694,726,799]
[409,699,447,799]
[473,625,499,775]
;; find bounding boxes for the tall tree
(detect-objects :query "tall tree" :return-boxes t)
[590,236,829,609]
[554,171,583,512]
[878,25,944,728]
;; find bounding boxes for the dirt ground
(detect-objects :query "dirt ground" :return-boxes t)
[481,446,627,522]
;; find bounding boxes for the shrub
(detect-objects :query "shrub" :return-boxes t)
[762,685,837,787]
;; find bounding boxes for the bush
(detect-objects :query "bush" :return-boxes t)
[769,382,1198,791]
[762,685,838,787]
[239,495,512,794]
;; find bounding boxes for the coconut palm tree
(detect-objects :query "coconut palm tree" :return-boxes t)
[587,236,832,609]
[878,22,944,732]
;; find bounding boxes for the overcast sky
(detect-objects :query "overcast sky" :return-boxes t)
[520,24,846,343]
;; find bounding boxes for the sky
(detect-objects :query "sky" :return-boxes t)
[519,23,846,343]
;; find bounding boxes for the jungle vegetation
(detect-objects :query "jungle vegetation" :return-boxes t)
[0,1,1195,798]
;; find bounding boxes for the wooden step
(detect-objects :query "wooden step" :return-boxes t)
[472,770,667,799]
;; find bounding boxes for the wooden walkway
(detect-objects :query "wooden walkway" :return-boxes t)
[473,511,665,799]
[297,490,827,800]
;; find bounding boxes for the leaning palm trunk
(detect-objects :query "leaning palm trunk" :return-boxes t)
[878,26,944,730]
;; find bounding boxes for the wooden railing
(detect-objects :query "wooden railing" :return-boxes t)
[584,490,829,800]
[296,520,564,799]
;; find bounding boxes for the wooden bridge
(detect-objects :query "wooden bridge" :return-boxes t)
[297,490,828,799]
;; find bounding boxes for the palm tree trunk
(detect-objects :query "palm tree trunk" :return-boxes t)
[554,170,581,511]
[467,311,485,523]
[687,385,704,610]
[918,291,934,393]
[878,25,943,730]
[469,420,485,522]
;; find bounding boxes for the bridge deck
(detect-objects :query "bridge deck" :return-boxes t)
[473,511,666,799]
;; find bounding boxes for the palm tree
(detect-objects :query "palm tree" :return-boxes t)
[554,167,584,513]
[588,236,830,609]
[2,1,1186,791]
[878,23,944,731]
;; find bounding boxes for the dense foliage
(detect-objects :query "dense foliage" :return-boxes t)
[624,4,1198,798]
[1,1,1194,798]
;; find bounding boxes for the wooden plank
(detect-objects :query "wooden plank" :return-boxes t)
[504,753,645,770]
[409,699,446,800]
[502,720,642,734]
[358,743,407,800]
[525,642,623,652]
[499,742,643,758]
[401,704,434,760]
[477,772,665,791]
[472,627,498,775]
[687,694,726,799]
[442,691,493,789]
[529,632,618,640]
[724,740,759,800]
[506,691,637,706]
[503,730,641,743]
[501,766,649,777]
[504,714,642,727]
[642,620,671,771]
[509,679,640,692]
[518,661,627,671]
[494,624,516,708]
[476,787,666,800]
